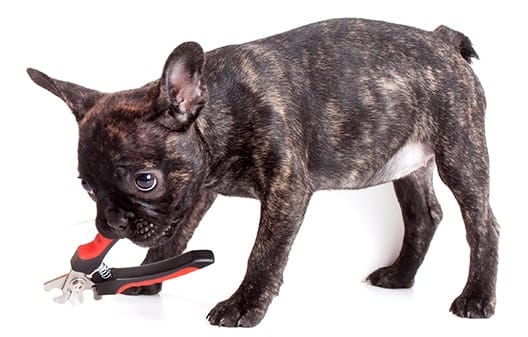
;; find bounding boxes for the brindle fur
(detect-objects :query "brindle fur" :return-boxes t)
[28,18,499,326]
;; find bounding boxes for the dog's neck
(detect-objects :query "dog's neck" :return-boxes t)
[193,99,241,195]
[189,59,259,197]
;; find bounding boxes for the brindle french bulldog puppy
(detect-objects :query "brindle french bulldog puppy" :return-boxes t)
[28,18,499,327]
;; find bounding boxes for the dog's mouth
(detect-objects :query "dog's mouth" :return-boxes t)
[129,217,179,248]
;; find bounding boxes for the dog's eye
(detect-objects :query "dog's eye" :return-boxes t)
[81,180,92,192]
[134,173,157,192]
[81,180,96,200]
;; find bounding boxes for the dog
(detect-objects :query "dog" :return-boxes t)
[28,18,499,327]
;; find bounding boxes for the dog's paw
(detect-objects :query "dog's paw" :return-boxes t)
[207,295,267,327]
[450,293,495,318]
[122,283,162,296]
[367,266,414,289]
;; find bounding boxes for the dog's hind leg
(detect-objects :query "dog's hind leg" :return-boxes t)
[368,158,442,288]
[123,191,217,295]
[435,123,499,318]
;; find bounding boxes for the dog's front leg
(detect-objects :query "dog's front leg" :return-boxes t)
[207,185,312,327]
[123,190,217,295]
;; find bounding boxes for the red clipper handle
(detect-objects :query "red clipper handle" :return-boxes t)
[70,234,117,274]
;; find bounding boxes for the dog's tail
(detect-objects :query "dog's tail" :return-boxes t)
[434,25,478,63]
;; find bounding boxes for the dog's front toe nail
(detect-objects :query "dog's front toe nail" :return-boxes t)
[207,295,267,327]
[450,293,495,318]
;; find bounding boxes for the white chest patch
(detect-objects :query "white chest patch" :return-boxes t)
[368,142,434,186]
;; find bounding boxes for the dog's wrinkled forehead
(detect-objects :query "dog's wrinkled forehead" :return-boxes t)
[77,89,166,178]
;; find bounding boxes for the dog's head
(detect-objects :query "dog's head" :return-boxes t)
[28,42,209,247]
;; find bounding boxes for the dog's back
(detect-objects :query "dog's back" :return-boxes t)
[201,18,482,192]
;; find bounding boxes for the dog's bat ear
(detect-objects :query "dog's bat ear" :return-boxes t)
[158,42,208,132]
[27,68,102,122]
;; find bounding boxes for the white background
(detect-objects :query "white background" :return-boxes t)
[1,0,526,336]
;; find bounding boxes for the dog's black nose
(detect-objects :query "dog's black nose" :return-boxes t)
[105,208,128,233]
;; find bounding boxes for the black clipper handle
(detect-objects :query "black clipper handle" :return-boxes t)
[93,250,214,296]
